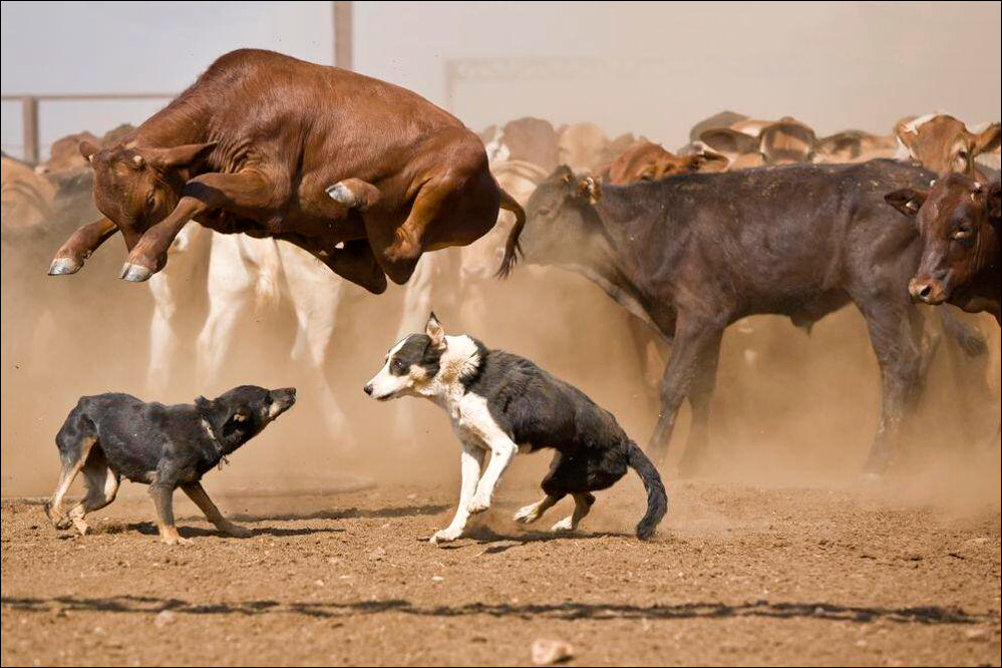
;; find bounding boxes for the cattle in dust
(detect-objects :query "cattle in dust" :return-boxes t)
[49,49,524,294]
[518,161,961,475]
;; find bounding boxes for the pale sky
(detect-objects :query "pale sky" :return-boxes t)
[2,1,1000,160]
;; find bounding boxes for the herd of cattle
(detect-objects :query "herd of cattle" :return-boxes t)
[1,51,999,476]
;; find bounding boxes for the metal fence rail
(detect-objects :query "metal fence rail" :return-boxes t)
[1,93,176,163]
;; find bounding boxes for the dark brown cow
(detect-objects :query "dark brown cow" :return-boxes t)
[885,174,1001,322]
[603,140,728,185]
[49,49,524,293]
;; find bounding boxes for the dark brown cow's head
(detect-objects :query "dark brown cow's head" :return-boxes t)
[895,114,1000,176]
[520,166,604,267]
[885,173,1001,311]
[48,140,215,276]
[604,141,728,185]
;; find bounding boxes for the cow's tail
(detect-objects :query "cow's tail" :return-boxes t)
[495,187,526,279]
[939,306,987,358]
[254,238,284,313]
[625,440,668,540]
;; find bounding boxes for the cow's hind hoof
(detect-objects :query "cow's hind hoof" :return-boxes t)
[48,257,82,276]
[118,263,153,282]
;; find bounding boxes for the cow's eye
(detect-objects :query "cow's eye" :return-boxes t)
[537,206,551,217]
[146,193,156,211]
[952,226,974,241]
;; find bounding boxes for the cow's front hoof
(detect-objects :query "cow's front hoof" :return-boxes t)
[48,257,82,276]
[118,263,153,282]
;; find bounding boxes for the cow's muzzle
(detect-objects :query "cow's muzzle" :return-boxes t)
[908,277,947,305]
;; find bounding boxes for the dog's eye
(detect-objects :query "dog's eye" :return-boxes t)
[391,359,406,372]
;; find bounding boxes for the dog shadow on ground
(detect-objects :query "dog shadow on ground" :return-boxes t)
[431,526,635,555]
[229,503,451,524]
[2,593,993,627]
[92,521,345,539]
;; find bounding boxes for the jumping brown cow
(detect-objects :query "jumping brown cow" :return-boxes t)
[48,49,524,294]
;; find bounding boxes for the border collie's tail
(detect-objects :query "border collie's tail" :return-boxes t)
[626,440,667,539]
[495,187,526,279]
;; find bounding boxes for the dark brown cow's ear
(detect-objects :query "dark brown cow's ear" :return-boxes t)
[884,188,927,217]
[150,142,217,169]
[79,140,100,163]
[973,123,1001,157]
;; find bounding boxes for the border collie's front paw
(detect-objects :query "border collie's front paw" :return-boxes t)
[467,495,491,515]
[430,528,462,545]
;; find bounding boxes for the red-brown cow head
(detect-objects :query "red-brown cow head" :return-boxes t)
[885,174,1001,313]
[895,114,1000,176]
[604,141,728,185]
[48,140,215,277]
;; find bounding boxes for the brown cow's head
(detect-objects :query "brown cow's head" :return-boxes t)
[520,166,604,267]
[895,114,1001,176]
[78,139,215,250]
[885,174,1001,309]
[604,141,728,185]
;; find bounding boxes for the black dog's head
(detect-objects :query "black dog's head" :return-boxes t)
[195,385,297,452]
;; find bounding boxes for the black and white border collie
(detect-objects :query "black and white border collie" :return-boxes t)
[365,313,667,544]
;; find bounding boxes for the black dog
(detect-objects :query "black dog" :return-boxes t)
[365,313,668,544]
[45,385,296,545]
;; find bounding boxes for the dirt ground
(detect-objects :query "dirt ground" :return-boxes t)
[2,469,999,667]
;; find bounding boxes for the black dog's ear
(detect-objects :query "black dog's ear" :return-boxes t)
[885,188,927,218]
[194,395,213,414]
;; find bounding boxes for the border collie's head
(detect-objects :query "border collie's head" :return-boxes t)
[365,313,480,401]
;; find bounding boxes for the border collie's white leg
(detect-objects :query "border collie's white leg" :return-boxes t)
[551,493,595,533]
[514,494,561,524]
[468,434,518,514]
[431,442,485,544]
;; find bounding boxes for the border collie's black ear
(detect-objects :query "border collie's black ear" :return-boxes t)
[426,311,445,349]
[885,188,927,218]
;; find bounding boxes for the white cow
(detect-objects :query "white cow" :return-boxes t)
[147,230,353,444]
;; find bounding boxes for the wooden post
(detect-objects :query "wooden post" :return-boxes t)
[22,96,40,164]
[333,1,353,70]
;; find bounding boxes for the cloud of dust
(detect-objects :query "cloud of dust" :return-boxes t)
[2,174,998,522]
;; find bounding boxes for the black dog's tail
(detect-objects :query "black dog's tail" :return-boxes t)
[626,440,667,540]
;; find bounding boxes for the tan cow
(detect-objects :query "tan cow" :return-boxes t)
[1,154,57,231]
[895,113,1001,176]
[603,140,728,185]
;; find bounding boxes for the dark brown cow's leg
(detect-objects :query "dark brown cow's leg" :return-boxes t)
[121,171,275,282]
[648,315,725,470]
[859,302,924,474]
[677,332,723,477]
[48,217,119,276]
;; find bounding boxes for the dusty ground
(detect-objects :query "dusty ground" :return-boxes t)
[2,473,999,667]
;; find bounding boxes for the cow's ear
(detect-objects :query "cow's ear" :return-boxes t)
[149,142,217,170]
[884,188,927,217]
[973,122,1001,157]
[425,311,446,349]
[79,140,100,163]
[575,176,601,204]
